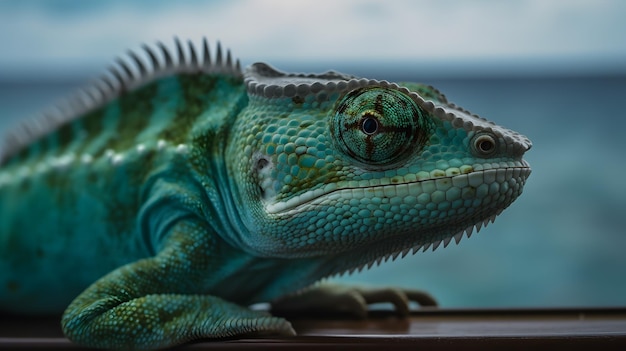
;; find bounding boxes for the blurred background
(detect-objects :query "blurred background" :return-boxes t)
[1,0,625,308]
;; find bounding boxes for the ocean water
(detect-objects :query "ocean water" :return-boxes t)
[1,73,625,308]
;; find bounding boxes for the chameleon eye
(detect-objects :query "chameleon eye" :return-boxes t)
[331,87,427,167]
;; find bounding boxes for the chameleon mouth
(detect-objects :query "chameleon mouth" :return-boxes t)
[265,161,531,215]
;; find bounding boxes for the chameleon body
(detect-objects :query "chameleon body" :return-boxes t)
[0,38,531,350]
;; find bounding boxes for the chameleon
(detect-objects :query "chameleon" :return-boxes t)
[0,38,531,350]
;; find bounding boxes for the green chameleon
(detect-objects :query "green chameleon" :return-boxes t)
[0,38,531,350]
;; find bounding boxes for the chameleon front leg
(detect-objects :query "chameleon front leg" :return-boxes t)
[61,221,294,351]
[271,283,437,319]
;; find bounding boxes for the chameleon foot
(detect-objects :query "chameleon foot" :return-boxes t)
[271,283,437,319]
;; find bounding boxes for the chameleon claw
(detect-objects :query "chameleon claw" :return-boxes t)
[271,284,437,319]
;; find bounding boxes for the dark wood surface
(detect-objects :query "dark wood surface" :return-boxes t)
[1,307,625,350]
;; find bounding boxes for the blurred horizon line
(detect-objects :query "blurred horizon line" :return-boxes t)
[1,56,624,82]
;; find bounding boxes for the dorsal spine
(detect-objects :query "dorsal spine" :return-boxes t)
[0,38,242,165]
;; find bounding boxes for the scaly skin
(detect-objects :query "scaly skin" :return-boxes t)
[0,38,531,350]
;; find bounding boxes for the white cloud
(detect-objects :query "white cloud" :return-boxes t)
[0,0,624,70]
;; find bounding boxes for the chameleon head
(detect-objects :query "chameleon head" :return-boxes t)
[226,63,531,260]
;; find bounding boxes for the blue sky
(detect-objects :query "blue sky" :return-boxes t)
[0,0,625,76]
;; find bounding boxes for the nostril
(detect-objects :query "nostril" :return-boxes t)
[471,133,498,157]
[477,138,495,153]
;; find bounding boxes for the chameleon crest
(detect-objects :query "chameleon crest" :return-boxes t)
[0,38,531,350]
